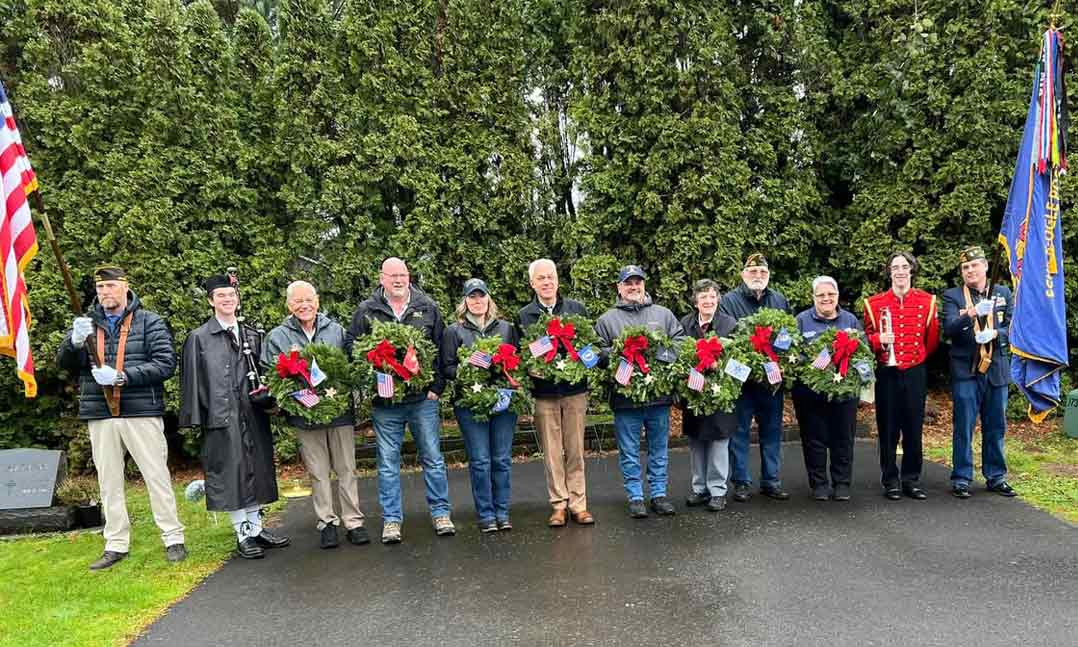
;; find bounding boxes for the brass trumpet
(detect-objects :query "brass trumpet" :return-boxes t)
[880,307,898,367]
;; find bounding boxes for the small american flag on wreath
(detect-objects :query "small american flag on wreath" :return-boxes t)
[528,335,554,358]
[376,371,395,398]
[467,350,492,368]
[615,358,634,386]
[687,367,705,392]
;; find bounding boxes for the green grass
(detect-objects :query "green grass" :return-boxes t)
[924,431,1078,524]
[0,483,284,647]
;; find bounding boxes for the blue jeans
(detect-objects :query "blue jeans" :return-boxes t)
[372,399,451,523]
[951,376,1009,486]
[455,408,516,523]
[612,405,670,501]
[730,382,785,489]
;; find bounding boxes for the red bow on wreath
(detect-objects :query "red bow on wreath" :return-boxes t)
[544,318,580,363]
[276,351,312,387]
[621,335,650,374]
[750,326,779,363]
[695,337,724,372]
[367,340,415,381]
[492,343,521,388]
[831,331,860,377]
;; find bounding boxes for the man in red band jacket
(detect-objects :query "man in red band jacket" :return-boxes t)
[862,252,940,501]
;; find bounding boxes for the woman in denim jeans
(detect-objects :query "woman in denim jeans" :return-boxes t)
[442,279,520,532]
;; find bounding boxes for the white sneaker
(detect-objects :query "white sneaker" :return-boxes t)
[432,515,456,536]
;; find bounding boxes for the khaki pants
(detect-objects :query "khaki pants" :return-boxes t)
[534,393,588,512]
[88,417,185,553]
[296,425,364,529]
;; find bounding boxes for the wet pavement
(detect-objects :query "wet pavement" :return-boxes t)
[135,440,1077,647]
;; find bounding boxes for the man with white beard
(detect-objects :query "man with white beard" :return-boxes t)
[719,253,792,503]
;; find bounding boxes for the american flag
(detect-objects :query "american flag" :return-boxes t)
[376,371,395,398]
[0,79,39,398]
[687,368,705,392]
[528,335,554,358]
[763,361,783,385]
[615,358,634,386]
[811,348,832,370]
[292,388,321,408]
[467,350,492,368]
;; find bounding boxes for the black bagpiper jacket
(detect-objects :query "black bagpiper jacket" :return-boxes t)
[516,295,590,399]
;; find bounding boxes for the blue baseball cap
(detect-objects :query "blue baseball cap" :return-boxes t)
[463,278,489,296]
[618,265,647,282]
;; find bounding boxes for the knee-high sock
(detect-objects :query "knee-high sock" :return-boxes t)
[228,509,255,541]
[245,505,263,535]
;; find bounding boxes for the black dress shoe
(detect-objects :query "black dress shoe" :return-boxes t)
[707,496,726,512]
[319,524,339,549]
[987,481,1017,497]
[761,487,790,500]
[346,526,371,545]
[89,550,128,571]
[649,496,676,515]
[902,486,927,500]
[254,529,291,549]
[627,500,648,518]
[685,491,710,507]
[237,538,265,559]
[831,484,851,502]
[952,484,972,499]
[884,488,902,501]
[732,483,752,503]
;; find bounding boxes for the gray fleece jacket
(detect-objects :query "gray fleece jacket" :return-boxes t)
[594,295,686,410]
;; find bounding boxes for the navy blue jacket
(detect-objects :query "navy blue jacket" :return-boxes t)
[719,284,791,321]
[57,291,176,420]
[942,284,1012,387]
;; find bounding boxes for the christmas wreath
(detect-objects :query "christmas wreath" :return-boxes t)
[453,336,533,420]
[266,343,351,424]
[352,320,438,404]
[520,314,602,385]
[672,335,742,415]
[725,308,802,390]
[796,328,876,401]
[607,325,678,404]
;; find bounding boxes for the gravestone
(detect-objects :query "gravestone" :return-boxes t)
[0,449,73,535]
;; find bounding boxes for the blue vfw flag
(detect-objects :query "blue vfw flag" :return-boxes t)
[999,29,1069,422]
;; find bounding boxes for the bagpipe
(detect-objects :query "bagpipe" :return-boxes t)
[226,267,274,408]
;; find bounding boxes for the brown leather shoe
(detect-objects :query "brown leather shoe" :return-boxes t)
[571,510,595,525]
[548,509,568,527]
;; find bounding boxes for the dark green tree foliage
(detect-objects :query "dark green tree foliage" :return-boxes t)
[1,0,1075,456]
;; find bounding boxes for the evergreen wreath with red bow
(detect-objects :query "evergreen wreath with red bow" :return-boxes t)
[520,314,602,386]
[351,321,437,404]
[453,336,533,420]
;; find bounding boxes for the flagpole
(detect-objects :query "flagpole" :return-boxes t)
[4,84,102,369]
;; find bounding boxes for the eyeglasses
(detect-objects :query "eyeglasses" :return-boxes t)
[289,297,317,306]
[813,292,838,299]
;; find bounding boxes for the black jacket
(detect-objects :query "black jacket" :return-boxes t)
[516,295,590,398]
[346,285,447,404]
[56,291,176,420]
[442,317,519,382]
[719,284,791,321]
[942,284,1012,387]
[679,312,738,340]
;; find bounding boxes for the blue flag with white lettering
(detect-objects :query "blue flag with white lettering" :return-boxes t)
[999,29,1069,422]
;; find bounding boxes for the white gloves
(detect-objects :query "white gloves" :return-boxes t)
[975,329,998,344]
[975,299,994,317]
[71,317,93,347]
[91,365,124,386]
